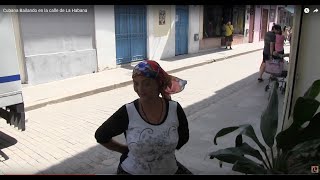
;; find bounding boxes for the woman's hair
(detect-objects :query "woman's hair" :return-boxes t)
[283,26,287,31]
[272,24,282,31]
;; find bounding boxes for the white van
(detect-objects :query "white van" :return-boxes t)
[0,9,26,131]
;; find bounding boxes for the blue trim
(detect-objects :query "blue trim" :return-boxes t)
[175,5,189,56]
[115,5,147,65]
[0,74,21,83]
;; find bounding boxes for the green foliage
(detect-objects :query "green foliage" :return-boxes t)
[209,79,320,174]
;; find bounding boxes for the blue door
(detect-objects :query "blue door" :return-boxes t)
[115,6,147,64]
[175,5,189,56]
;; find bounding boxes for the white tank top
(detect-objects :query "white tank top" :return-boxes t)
[121,101,179,174]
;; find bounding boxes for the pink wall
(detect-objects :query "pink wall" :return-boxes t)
[253,5,280,43]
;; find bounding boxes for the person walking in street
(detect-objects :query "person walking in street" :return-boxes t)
[95,60,192,175]
[224,21,234,49]
[258,24,282,82]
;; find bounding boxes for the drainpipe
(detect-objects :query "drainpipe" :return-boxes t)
[269,5,272,30]
[275,5,279,24]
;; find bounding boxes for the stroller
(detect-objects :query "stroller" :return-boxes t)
[264,53,289,94]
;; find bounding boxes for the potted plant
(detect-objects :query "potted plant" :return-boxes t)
[209,79,320,174]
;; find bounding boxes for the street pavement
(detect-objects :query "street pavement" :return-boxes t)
[0,45,290,175]
[22,42,265,112]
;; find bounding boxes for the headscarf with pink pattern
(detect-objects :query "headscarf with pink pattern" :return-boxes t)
[132,60,187,100]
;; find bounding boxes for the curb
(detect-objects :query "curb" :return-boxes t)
[25,48,263,112]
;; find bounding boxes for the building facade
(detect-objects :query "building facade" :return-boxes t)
[199,5,251,50]
[16,5,97,85]
[12,5,202,85]
[251,5,293,43]
[8,5,287,85]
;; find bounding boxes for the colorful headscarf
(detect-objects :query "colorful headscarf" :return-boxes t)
[132,60,187,100]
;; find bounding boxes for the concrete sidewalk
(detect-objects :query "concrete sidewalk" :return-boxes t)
[1,46,291,175]
[22,42,264,111]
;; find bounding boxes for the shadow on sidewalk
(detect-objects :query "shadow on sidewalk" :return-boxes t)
[184,72,264,117]
[176,73,285,174]
[36,144,121,174]
[0,131,18,162]
[119,64,135,71]
[162,47,229,62]
[32,70,284,175]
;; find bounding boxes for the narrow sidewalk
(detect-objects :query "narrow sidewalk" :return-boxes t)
[22,42,265,111]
